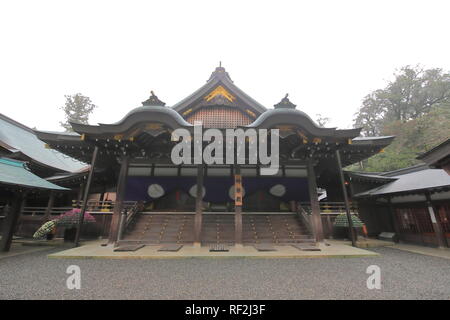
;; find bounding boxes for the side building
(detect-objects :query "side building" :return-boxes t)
[0,113,86,241]
[351,163,450,248]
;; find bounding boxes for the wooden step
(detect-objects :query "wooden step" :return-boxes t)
[124,213,315,246]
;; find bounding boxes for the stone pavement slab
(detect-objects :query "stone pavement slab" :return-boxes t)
[48,241,378,259]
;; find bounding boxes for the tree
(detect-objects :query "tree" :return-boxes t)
[353,65,450,136]
[348,104,450,172]
[315,114,331,127]
[60,93,97,132]
[383,66,450,122]
[350,65,450,172]
[354,91,385,136]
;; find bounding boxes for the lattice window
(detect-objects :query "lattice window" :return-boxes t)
[395,207,434,234]
[186,107,253,128]
[437,204,450,233]
[414,207,434,233]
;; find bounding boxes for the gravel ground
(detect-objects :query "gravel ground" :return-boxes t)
[0,247,449,299]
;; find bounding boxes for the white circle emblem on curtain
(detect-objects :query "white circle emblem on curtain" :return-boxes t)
[189,184,206,198]
[147,184,165,198]
[269,184,286,197]
[228,185,246,200]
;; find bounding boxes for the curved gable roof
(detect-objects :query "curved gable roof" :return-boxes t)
[70,105,192,135]
[245,108,361,139]
[172,66,267,116]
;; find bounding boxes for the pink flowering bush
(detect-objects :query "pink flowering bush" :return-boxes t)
[55,208,96,227]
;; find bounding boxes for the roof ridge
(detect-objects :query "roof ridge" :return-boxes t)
[417,138,450,159]
[380,163,429,177]
[0,157,25,167]
[0,113,35,133]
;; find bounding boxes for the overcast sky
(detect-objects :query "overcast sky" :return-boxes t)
[1,0,449,131]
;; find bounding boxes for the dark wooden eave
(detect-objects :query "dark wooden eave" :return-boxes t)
[36,122,393,170]
[345,171,397,184]
[45,167,116,188]
[339,136,395,166]
[35,130,98,164]
[417,138,450,169]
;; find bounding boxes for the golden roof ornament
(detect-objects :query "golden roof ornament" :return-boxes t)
[274,93,297,109]
[142,91,166,106]
[208,62,233,82]
[204,85,235,103]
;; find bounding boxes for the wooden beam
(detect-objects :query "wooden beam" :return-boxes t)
[326,215,333,239]
[307,161,324,242]
[44,191,55,221]
[74,146,99,247]
[108,155,130,244]
[387,197,401,238]
[0,192,24,252]
[194,164,204,245]
[335,150,356,246]
[14,195,27,236]
[77,182,85,206]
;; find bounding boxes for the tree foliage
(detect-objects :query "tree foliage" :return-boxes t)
[60,93,97,132]
[353,91,385,136]
[315,114,331,127]
[354,65,450,136]
[352,65,450,172]
[350,104,450,172]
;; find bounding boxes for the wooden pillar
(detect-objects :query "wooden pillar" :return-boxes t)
[117,210,128,242]
[335,150,356,246]
[44,191,56,221]
[326,215,334,239]
[108,155,130,244]
[14,194,27,236]
[76,182,85,207]
[387,197,400,237]
[0,192,24,252]
[425,193,447,248]
[306,161,324,242]
[194,164,204,246]
[290,200,297,213]
[74,146,99,247]
[234,166,243,246]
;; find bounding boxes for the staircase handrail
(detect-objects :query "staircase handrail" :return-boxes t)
[125,201,143,229]
[295,203,314,235]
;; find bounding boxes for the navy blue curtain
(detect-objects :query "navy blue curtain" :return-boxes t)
[125,176,310,202]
